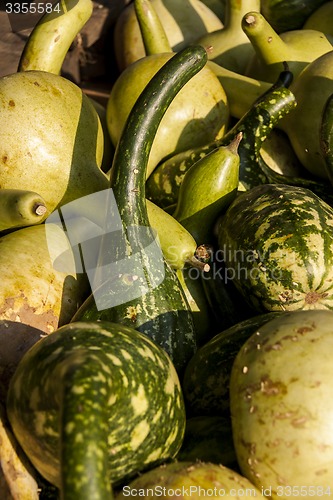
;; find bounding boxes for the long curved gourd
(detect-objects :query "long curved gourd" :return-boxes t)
[261,0,327,33]
[146,71,297,208]
[73,46,211,374]
[0,189,48,232]
[6,321,186,498]
[18,0,93,74]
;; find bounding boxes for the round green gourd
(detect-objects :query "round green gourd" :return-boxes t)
[6,321,186,497]
[216,183,333,312]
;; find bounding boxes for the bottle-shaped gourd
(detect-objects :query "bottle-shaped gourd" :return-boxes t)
[195,0,260,74]
[243,10,333,83]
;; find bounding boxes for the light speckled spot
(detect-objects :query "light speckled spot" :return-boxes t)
[131,384,148,415]
[130,420,150,450]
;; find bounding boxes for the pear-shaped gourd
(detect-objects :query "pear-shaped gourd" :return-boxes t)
[243,11,333,83]
[113,0,223,71]
[230,310,333,494]
[0,223,87,333]
[107,53,229,178]
[195,0,260,74]
[304,0,333,35]
[0,71,108,214]
[172,133,241,244]
[115,461,265,499]
[280,50,333,179]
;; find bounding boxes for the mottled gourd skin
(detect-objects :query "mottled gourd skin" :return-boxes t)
[217,183,333,312]
[6,322,186,490]
[230,310,333,495]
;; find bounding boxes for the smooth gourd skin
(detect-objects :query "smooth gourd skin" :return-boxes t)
[260,0,328,33]
[172,135,241,245]
[18,0,94,74]
[6,321,186,491]
[243,11,333,83]
[113,0,223,71]
[230,310,333,493]
[280,51,333,179]
[106,52,229,178]
[0,71,108,214]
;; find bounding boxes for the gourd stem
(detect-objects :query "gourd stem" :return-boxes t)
[134,0,172,55]
[242,12,289,65]
[60,354,113,500]
[109,46,208,229]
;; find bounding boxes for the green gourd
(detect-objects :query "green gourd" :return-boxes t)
[0,70,108,215]
[107,11,229,178]
[113,0,223,71]
[0,224,87,333]
[6,321,186,497]
[182,312,284,418]
[115,461,265,499]
[146,198,206,270]
[18,0,93,74]
[0,189,48,232]
[304,1,333,35]
[216,183,333,312]
[195,0,260,74]
[280,50,333,179]
[230,310,333,493]
[261,0,327,33]
[172,133,242,245]
[73,47,210,375]
[175,267,213,347]
[146,75,296,208]
[320,92,333,186]
[243,10,333,83]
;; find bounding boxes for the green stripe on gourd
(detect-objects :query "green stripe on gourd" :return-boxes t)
[72,46,211,374]
[6,321,185,496]
[216,183,333,312]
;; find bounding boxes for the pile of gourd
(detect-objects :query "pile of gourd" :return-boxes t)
[2,0,333,498]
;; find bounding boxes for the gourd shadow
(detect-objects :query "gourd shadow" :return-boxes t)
[162,0,208,52]
[0,321,45,403]
[56,91,107,210]
[169,99,229,160]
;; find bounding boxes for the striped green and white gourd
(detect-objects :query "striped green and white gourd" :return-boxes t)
[6,321,186,498]
[216,183,333,312]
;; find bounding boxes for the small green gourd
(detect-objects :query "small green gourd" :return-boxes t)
[0,189,48,232]
[73,46,210,374]
[172,133,242,245]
